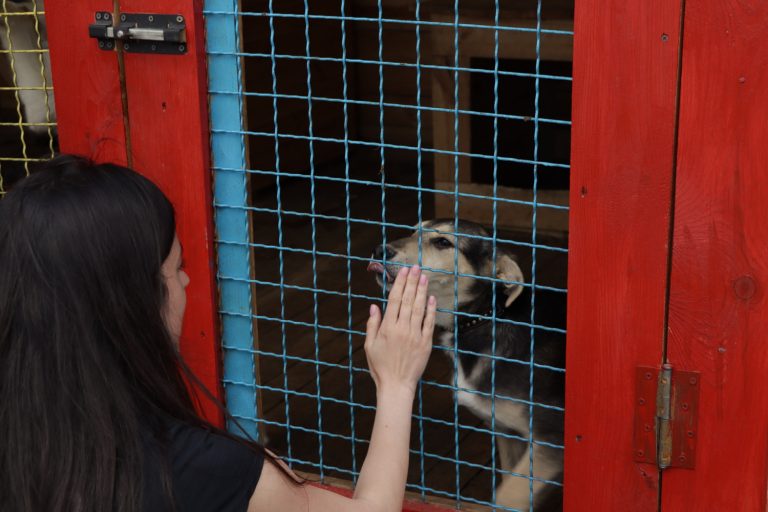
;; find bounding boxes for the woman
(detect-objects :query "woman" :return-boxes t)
[0,155,436,512]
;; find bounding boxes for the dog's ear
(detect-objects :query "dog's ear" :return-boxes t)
[496,253,524,307]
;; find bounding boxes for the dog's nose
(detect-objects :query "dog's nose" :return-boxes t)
[372,244,395,261]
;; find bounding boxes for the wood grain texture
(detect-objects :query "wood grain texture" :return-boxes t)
[564,0,683,509]
[663,1,768,509]
[433,181,569,234]
[45,1,127,164]
[313,479,473,512]
[117,0,223,425]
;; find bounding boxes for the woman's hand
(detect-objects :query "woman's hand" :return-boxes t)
[365,265,437,396]
[253,265,436,512]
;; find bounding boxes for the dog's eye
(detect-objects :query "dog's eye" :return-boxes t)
[432,237,454,249]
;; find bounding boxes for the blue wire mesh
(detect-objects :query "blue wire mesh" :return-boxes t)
[205,1,572,510]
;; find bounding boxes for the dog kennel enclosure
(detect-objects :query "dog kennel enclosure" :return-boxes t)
[3,0,767,510]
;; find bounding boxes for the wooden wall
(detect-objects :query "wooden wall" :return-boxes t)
[240,1,358,189]
[348,0,574,231]
[241,0,574,184]
[349,0,574,153]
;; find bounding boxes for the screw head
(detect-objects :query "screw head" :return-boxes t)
[687,430,695,438]
[124,43,130,50]
[106,41,113,49]
[661,33,670,41]
[104,12,110,20]
[644,372,653,380]
[636,450,645,457]
[643,424,652,432]
[98,40,104,48]
[638,398,646,405]
[179,44,186,52]
[681,403,689,411]
[689,376,698,385]
[177,15,184,23]
[121,14,126,21]
[679,455,687,463]
[95,12,102,20]
[151,44,157,51]
[116,29,125,38]
[148,15,154,22]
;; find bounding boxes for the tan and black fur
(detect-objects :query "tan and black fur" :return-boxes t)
[369,219,565,511]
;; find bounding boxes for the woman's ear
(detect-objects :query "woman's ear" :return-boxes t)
[496,253,524,307]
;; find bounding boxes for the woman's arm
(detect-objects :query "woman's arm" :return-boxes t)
[249,265,436,512]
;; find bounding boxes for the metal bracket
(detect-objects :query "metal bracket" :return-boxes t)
[634,364,700,469]
[89,12,187,54]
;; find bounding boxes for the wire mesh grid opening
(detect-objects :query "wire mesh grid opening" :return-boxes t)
[0,0,56,194]
[206,1,572,510]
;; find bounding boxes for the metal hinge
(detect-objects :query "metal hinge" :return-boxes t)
[634,364,700,469]
[88,12,187,54]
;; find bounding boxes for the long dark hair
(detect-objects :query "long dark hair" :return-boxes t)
[0,155,271,511]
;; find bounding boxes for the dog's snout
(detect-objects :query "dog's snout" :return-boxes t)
[373,244,396,261]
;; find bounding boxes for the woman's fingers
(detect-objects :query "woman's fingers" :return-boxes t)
[398,265,421,325]
[365,277,436,393]
[410,273,429,331]
[383,266,408,324]
[421,296,437,341]
[365,304,381,348]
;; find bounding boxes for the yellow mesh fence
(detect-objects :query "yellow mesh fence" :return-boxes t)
[0,0,57,195]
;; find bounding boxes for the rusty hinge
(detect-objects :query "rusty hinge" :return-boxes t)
[634,364,700,469]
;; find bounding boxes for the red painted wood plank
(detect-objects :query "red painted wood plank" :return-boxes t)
[565,1,683,509]
[662,1,768,509]
[400,501,454,512]
[46,2,127,164]
[116,0,223,425]
[315,484,456,512]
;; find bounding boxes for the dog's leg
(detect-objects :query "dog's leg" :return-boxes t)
[495,432,525,475]
[495,441,562,511]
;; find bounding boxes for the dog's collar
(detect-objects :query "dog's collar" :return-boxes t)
[456,303,505,332]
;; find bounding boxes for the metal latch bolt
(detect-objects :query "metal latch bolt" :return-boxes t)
[89,12,187,54]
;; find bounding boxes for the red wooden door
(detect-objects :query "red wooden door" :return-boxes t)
[568,0,768,510]
[565,0,683,508]
[46,0,223,426]
[45,1,127,165]
[662,0,768,509]
[116,0,222,426]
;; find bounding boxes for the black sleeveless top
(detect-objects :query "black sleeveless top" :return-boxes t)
[142,419,265,511]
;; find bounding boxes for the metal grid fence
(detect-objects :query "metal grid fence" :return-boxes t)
[0,0,56,194]
[205,1,571,509]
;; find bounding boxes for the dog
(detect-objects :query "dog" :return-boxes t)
[0,0,56,135]
[368,219,566,511]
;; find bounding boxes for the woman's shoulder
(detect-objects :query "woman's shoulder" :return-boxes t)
[143,416,265,512]
[166,418,263,473]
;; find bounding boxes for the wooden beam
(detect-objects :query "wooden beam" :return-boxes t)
[564,0,683,509]
[46,1,127,164]
[117,0,223,426]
